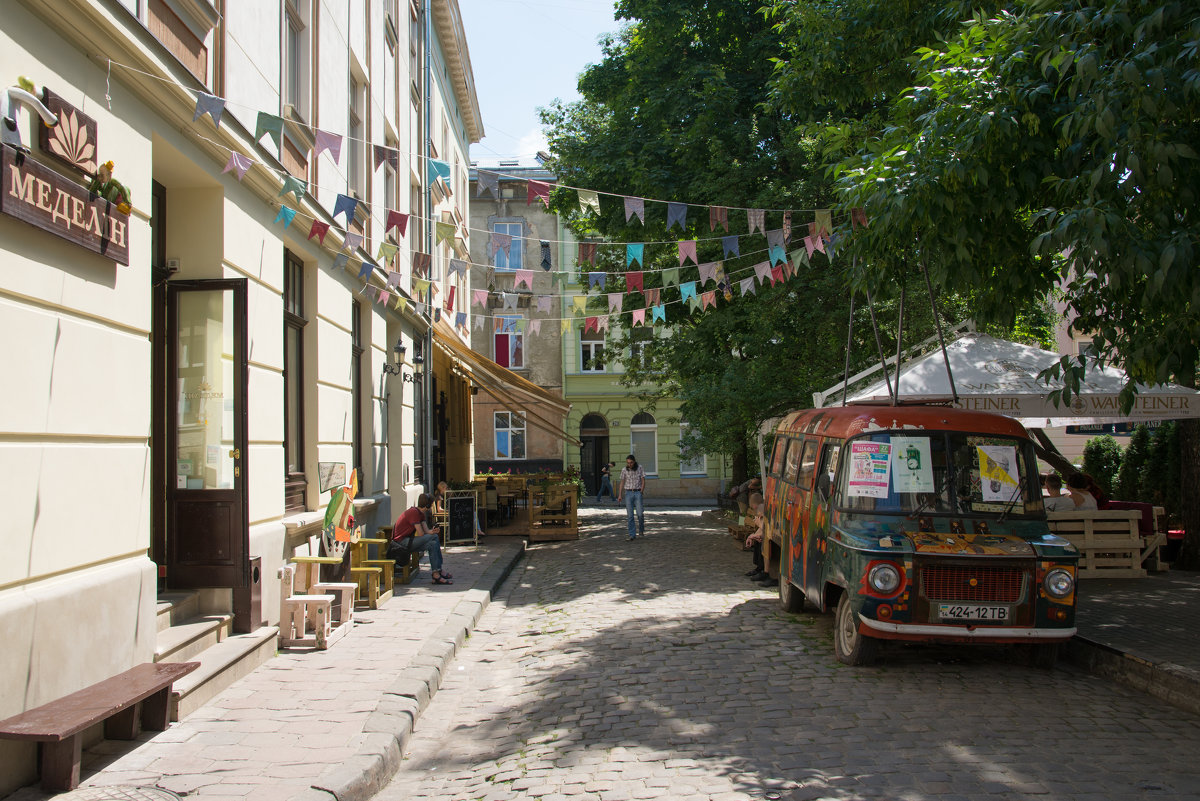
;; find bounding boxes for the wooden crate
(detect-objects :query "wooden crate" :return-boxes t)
[1047,509,1145,578]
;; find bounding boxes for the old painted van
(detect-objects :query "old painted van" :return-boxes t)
[762,404,1078,665]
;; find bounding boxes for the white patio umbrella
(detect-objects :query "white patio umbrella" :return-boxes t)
[816,333,1200,427]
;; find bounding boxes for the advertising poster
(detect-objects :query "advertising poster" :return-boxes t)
[847,441,891,498]
[977,445,1019,502]
[891,436,934,493]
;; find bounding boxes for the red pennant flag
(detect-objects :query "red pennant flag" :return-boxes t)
[585,316,599,333]
[771,265,784,285]
[444,285,456,312]
[579,242,597,264]
[626,271,644,293]
[308,220,330,244]
[528,180,550,206]
[386,210,409,236]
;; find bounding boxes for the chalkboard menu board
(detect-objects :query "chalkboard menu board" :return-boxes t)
[445,493,477,544]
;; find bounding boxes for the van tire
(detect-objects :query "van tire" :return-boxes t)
[1026,643,1060,670]
[834,593,878,666]
[779,571,805,613]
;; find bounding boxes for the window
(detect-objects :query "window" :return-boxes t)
[770,437,788,476]
[581,330,605,372]
[283,0,310,119]
[492,222,522,271]
[408,3,420,91]
[351,302,364,485]
[630,412,658,476]
[784,438,805,484]
[679,425,706,476]
[494,412,525,460]
[494,315,524,368]
[797,440,819,490]
[348,74,365,196]
[284,250,307,511]
[628,327,653,371]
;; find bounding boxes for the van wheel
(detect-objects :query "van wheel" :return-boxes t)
[779,571,804,613]
[834,593,878,666]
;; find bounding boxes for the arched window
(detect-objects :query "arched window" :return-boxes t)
[580,413,608,436]
[630,412,658,475]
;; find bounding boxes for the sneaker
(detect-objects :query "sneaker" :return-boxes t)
[744,568,760,577]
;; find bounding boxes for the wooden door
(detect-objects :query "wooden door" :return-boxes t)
[166,280,249,589]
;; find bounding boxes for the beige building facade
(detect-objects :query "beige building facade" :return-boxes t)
[0,0,479,792]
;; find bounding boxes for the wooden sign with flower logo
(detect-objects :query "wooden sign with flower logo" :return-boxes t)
[38,87,98,174]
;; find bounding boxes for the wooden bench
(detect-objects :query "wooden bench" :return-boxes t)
[529,485,578,542]
[0,661,199,791]
[1047,509,1149,578]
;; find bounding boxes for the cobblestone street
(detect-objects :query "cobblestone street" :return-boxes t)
[378,507,1200,801]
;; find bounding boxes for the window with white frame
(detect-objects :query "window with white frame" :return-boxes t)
[492,221,522,271]
[494,315,524,368]
[494,412,525,460]
[628,326,653,371]
[581,330,606,372]
[348,74,365,196]
[283,0,310,119]
[679,425,706,476]
[630,412,658,476]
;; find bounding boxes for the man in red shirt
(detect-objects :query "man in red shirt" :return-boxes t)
[388,493,452,584]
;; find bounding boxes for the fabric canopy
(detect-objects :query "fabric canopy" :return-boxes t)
[819,333,1200,427]
[432,322,580,447]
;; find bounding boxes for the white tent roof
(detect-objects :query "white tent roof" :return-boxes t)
[821,333,1200,426]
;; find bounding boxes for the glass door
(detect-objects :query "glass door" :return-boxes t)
[166,280,249,589]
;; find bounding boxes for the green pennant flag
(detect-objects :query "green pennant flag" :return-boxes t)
[377,241,399,263]
[435,221,456,245]
[255,113,284,149]
[662,267,681,287]
[278,175,307,203]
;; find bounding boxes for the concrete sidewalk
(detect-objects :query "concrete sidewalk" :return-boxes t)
[13,538,527,801]
[1066,569,1200,717]
[11,510,1200,801]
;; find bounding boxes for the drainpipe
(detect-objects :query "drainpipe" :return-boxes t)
[422,0,435,489]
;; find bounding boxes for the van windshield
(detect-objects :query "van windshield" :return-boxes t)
[834,431,1041,517]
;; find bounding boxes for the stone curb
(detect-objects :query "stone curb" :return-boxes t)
[307,540,526,801]
[1065,635,1200,718]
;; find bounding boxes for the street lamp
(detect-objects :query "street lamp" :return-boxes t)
[383,338,410,379]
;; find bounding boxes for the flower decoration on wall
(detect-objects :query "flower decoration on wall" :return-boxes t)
[47,108,96,173]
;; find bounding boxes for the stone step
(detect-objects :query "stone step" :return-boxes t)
[156,591,200,632]
[171,625,279,721]
[155,614,233,664]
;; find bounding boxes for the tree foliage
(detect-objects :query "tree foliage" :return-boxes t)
[541,0,1010,477]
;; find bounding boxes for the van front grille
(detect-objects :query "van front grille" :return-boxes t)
[919,564,1027,604]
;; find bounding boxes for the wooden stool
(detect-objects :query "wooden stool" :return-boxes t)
[349,566,382,609]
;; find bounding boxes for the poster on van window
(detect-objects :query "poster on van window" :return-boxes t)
[847,441,891,498]
[890,436,934,493]
[977,445,1019,502]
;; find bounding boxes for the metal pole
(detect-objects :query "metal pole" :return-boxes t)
[841,288,855,407]
[422,0,435,489]
[865,288,895,405]
[922,261,958,403]
[893,285,905,405]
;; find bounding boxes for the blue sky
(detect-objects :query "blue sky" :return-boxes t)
[459,0,621,166]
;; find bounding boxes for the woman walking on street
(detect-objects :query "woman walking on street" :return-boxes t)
[616,454,646,540]
[596,461,615,503]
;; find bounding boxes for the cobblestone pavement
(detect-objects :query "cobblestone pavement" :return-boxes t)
[377,507,1200,801]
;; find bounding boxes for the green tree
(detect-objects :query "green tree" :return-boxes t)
[542,0,1021,480]
[829,0,1200,563]
[1143,422,1181,516]
[1082,436,1122,497]
[1114,425,1151,501]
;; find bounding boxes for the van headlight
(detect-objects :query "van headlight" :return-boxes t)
[1043,568,1075,598]
[868,563,902,594]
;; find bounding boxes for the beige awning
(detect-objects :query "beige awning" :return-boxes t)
[433,321,580,447]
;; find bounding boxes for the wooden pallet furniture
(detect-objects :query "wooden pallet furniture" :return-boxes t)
[529,484,579,542]
[0,661,199,791]
[1047,509,1149,578]
[353,536,395,598]
[376,527,421,585]
[278,563,351,649]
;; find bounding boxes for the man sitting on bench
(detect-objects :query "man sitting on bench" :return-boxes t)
[388,493,453,585]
